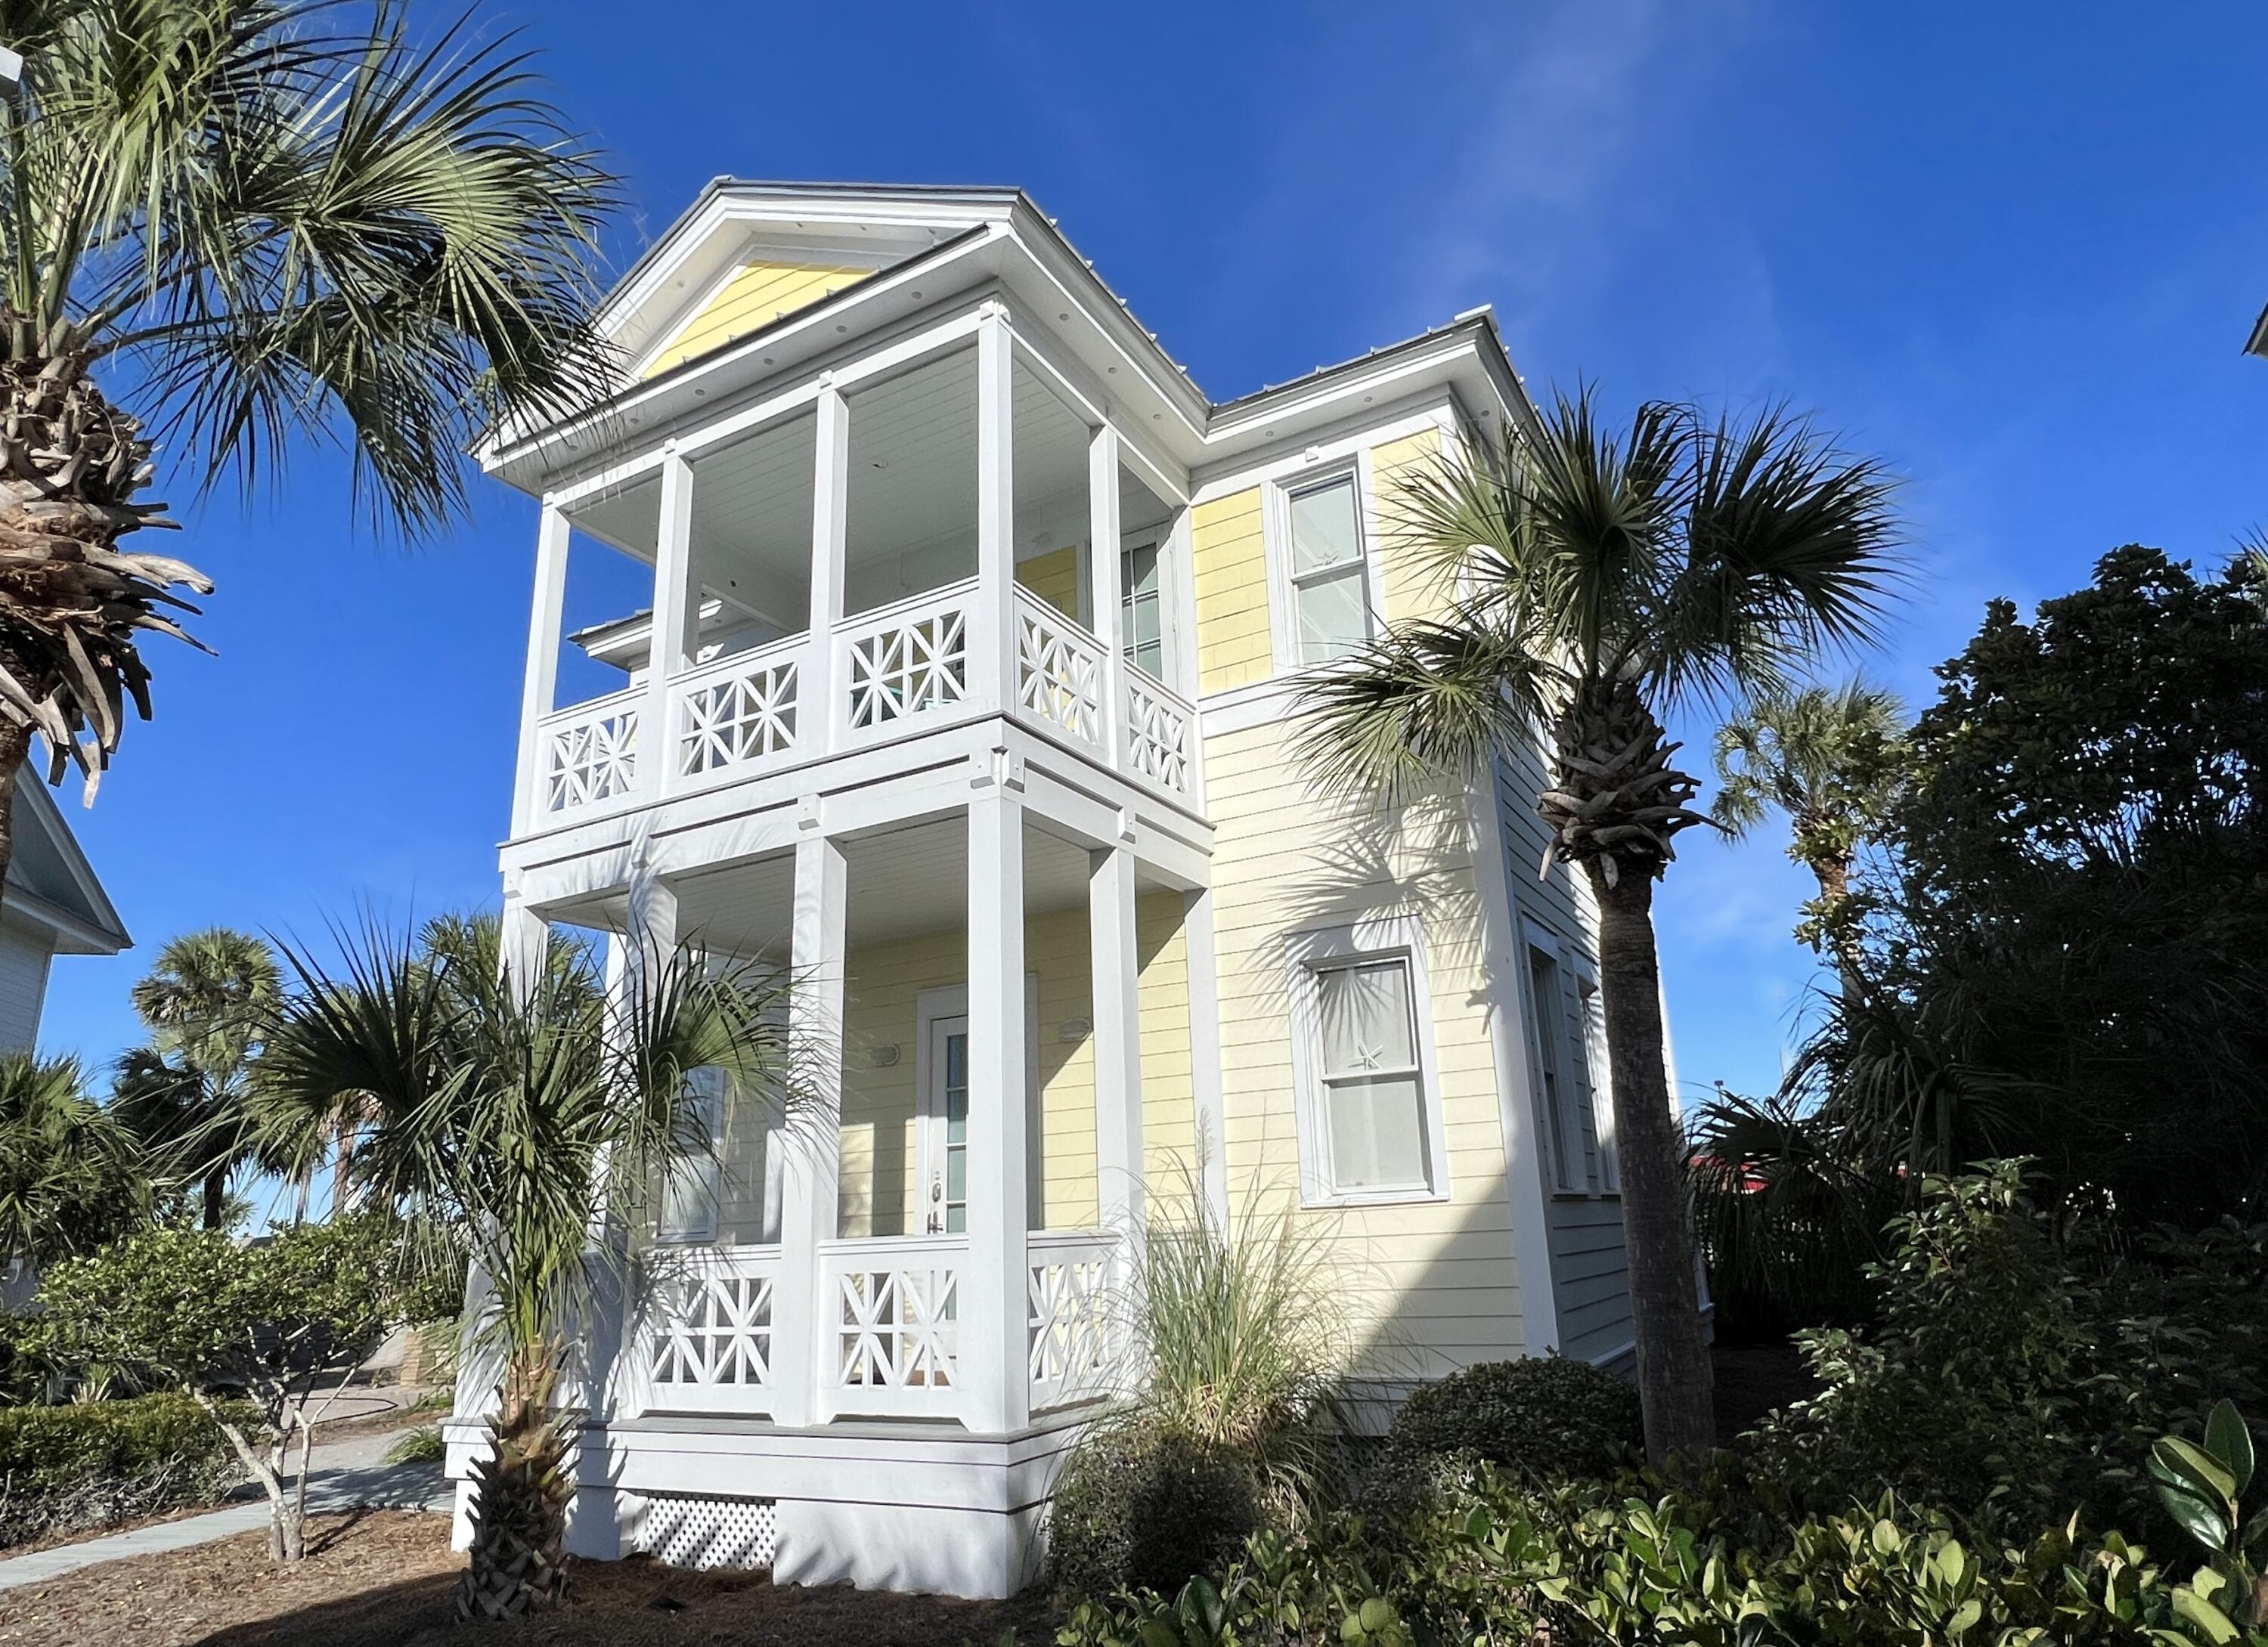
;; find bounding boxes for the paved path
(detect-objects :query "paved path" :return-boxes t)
[0,1424,451,1593]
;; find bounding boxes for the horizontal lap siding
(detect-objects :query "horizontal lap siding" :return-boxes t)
[1191,490,1269,695]
[646,261,875,376]
[1136,893,1202,1219]
[1495,738,1636,1361]
[0,926,51,1051]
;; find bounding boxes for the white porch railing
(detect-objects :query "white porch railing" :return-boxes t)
[1013,589,1104,748]
[646,1244,781,1415]
[1123,670,1195,799]
[1027,1228,1118,1413]
[673,636,806,784]
[818,1233,966,1421]
[837,581,976,741]
[537,686,643,819]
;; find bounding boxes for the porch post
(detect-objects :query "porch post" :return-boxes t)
[1089,425,1125,771]
[511,500,571,837]
[773,831,847,1427]
[808,384,850,754]
[964,769,1031,1433]
[1182,885,1231,1228]
[1089,843,1144,1236]
[643,448,696,798]
[974,304,1017,717]
[498,890,550,1005]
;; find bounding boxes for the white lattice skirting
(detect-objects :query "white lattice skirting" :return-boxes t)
[638,1493,779,1571]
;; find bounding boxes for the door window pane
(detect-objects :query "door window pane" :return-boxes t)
[943,1029,968,1234]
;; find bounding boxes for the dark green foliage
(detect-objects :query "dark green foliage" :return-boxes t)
[1743,1165,2268,1543]
[1877,547,2268,1219]
[1390,1355,1642,1481]
[1048,1421,1264,1602]
[0,1392,247,1548]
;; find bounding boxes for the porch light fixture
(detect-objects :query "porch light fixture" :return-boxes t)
[868,1044,900,1068]
[1058,1018,1091,1043]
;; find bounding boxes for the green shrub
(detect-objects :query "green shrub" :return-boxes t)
[1049,1419,1263,1601]
[1390,1356,1641,1481]
[0,1392,247,1547]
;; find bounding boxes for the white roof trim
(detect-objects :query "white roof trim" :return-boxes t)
[5,772,129,955]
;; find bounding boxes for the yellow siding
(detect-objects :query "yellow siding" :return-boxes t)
[1371,429,1446,627]
[1016,546,1083,621]
[1201,714,1527,1382]
[1136,892,1201,1218]
[1191,488,1270,695]
[644,259,875,376]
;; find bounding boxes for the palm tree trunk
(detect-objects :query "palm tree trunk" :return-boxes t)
[1588,863,1716,1462]
[202,1169,225,1231]
[0,718,26,892]
[1811,856,1867,1000]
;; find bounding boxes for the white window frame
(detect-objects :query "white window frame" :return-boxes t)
[1284,915,1451,1207]
[1520,918,1599,1197]
[1119,528,1171,688]
[1576,963,1619,1194]
[1263,455,1388,675]
[655,1067,727,1244]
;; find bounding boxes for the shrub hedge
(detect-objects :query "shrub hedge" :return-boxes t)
[1389,1354,1641,1481]
[1049,1420,1264,1601]
[0,1392,245,1547]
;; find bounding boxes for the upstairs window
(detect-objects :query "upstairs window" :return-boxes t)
[1287,475,1372,664]
[1122,539,1165,681]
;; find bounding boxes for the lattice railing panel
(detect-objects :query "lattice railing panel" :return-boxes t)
[542,698,640,815]
[845,605,968,732]
[650,1262,776,1405]
[824,1250,962,1416]
[677,654,800,779]
[1124,677,1191,794]
[1015,597,1102,745]
[1028,1235,1117,1412]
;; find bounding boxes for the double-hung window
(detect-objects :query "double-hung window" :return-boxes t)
[1523,927,1597,1195]
[1289,919,1445,1203]
[656,1066,726,1243]
[1286,474,1372,664]
[1121,537,1166,681]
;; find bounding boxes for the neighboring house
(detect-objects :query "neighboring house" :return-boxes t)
[0,772,130,1049]
[454,182,1663,1597]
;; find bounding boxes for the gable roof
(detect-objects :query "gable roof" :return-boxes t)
[5,774,130,955]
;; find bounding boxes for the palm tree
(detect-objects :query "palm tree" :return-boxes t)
[0,1050,148,1265]
[1296,389,1899,1461]
[0,1,615,883]
[113,925,280,1228]
[1710,680,1906,986]
[261,924,792,1621]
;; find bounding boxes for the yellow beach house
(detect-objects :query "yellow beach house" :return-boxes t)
[448,181,1648,1598]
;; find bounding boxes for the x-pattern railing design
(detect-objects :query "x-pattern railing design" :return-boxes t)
[679,655,800,778]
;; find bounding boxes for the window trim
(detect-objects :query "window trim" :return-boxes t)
[1520,917,1602,1198]
[1285,915,1452,1208]
[1263,457,1386,675]
[1576,964,1620,1195]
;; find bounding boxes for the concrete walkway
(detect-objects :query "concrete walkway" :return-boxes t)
[0,1423,451,1593]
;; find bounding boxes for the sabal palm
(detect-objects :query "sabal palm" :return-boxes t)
[0,0,614,880]
[261,924,791,1621]
[113,925,280,1228]
[1297,389,1898,1460]
[0,1050,148,1264]
[1711,680,1905,982]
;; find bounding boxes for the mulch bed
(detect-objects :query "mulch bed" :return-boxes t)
[0,1510,1056,1647]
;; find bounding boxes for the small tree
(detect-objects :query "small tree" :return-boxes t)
[0,1050,149,1266]
[26,1216,404,1560]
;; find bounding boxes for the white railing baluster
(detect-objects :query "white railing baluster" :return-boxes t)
[1012,590,1104,747]
[535,687,644,819]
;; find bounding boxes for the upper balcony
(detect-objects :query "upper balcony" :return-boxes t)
[509,304,1202,847]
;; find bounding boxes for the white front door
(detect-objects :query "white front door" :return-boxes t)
[924,1014,970,1234]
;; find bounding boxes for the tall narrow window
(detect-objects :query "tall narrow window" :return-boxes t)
[1287,475,1371,664]
[657,1067,726,1243]
[1121,539,1165,681]
[1579,974,1619,1192]
[1526,944,1586,1194]
[1312,955,1430,1192]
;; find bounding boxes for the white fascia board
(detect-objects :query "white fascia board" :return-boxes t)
[2,885,125,956]
[7,776,128,952]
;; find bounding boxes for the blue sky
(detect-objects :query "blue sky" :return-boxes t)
[37,1,2268,1188]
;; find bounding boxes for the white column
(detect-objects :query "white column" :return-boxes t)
[511,500,572,837]
[963,774,1031,1433]
[773,832,846,1427]
[498,890,550,1005]
[1088,425,1126,771]
[974,305,1017,717]
[1181,885,1230,1228]
[643,448,696,797]
[1089,844,1144,1234]
[808,384,850,754]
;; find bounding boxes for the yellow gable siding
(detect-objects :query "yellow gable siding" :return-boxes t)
[1372,428,1446,627]
[1191,488,1269,695]
[1200,717,1526,1383]
[643,259,876,377]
